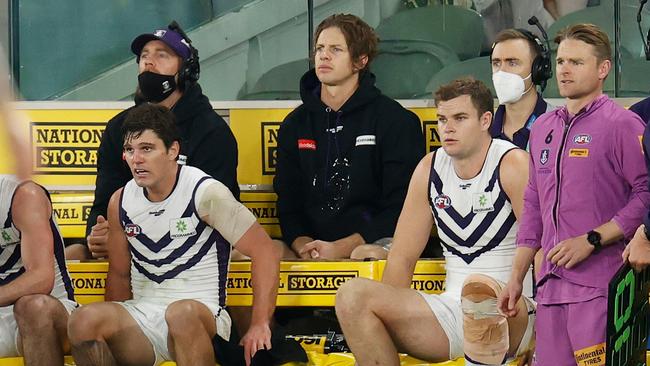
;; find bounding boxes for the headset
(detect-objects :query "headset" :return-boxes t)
[168,20,201,90]
[491,17,552,92]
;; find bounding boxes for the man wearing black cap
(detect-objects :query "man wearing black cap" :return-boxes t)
[67,23,239,260]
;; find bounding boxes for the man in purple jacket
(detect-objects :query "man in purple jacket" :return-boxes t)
[498,24,650,366]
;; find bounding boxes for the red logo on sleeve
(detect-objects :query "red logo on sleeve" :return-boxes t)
[298,139,317,150]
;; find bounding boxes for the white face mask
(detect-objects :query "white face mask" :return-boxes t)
[492,71,533,105]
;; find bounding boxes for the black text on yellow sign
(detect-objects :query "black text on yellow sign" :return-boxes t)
[411,275,445,293]
[261,122,281,175]
[227,271,358,294]
[32,122,105,174]
[243,200,278,225]
[288,274,356,291]
[52,203,91,225]
[422,120,442,153]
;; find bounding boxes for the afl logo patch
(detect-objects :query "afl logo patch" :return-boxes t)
[434,194,452,209]
[124,223,142,237]
[540,149,549,165]
[573,134,591,144]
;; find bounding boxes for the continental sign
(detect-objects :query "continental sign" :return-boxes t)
[240,191,281,238]
[230,108,440,185]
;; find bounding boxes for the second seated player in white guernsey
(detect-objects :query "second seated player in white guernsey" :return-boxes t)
[68,104,281,366]
[0,175,77,365]
[336,78,535,366]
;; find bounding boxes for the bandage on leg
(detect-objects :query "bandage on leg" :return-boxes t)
[461,274,535,365]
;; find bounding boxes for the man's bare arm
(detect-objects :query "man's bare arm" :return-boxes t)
[382,153,435,288]
[0,182,55,306]
[104,189,132,301]
[197,181,280,363]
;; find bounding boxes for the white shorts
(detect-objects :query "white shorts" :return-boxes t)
[117,299,231,366]
[0,298,77,357]
[418,291,536,362]
[418,291,464,359]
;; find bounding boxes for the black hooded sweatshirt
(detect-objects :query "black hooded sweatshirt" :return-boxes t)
[274,69,425,246]
[86,83,239,236]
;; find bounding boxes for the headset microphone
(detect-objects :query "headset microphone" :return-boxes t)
[528,16,550,49]
[526,16,552,92]
[167,20,200,88]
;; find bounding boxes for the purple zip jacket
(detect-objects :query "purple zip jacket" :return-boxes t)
[517,94,650,288]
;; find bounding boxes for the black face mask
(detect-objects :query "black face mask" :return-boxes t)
[137,71,177,103]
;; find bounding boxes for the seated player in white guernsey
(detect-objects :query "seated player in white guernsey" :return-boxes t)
[67,104,281,366]
[335,78,536,366]
[0,175,77,365]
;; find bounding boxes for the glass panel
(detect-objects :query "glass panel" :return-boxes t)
[617,0,650,97]
[204,0,309,100]
[12,0,314,101]
[8,0,643,100]
[15,0,213,100]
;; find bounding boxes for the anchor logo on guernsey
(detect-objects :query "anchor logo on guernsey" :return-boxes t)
[540,149,549,165]
[434,194,452,209]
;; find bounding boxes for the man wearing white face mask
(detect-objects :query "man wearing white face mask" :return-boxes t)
[490,29,554,150]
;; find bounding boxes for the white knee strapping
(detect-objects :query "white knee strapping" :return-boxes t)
[461,297,502,319]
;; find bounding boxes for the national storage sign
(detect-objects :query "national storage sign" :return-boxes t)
[32,122,104,174]
[0,109,122,187]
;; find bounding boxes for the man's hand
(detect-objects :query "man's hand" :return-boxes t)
[239,322,272,366]
[291,236,315,259]
[547,235,594,269]
[497,280,522,318]
[623,225,650,272]
[87,215,109,259]
[299,240,346,259]
[297,234,364,259]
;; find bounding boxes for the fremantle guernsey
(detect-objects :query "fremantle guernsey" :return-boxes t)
[120,166,233,308]
[428,140,533,297]
[0,176,74,301]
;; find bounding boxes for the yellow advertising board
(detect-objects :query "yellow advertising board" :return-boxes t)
[51,192,94,238]
[227,260,380,306]
[66,260,383,307]
[376,259,446,295]
[1,106,440,189]
[66,261,109,305]
[240,191,281,238]
[229,108,440,186]
[410,108,441,154]
[0,109,120,187]
[65,260,445,306]
[230,109,292,186]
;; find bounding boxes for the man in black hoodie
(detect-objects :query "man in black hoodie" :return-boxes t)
[274,14,425,260]
[67,23,239,260]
